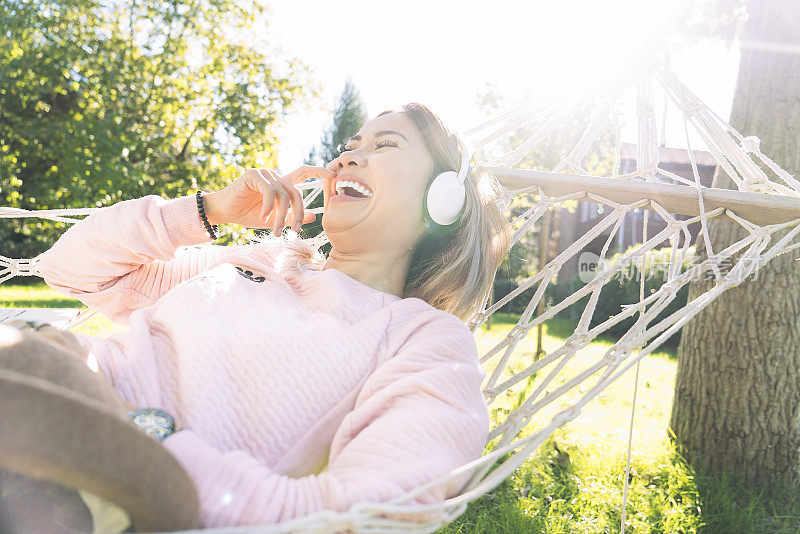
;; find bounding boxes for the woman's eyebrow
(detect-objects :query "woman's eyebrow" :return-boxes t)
[375,130,408,141]
[348,130,408,143]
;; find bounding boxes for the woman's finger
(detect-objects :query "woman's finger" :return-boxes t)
[4,320,85,356]
[286,208,317,226]
[285,165,337,185]
[262,169,290,234]
[38,327,85,355]
[252,169,277,224]
[269,171,306,232]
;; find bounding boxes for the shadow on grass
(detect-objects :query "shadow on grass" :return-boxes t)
[440,435,800,534]
[436,468,545,534]
[0,297,86,308]
[683,454,800,534]
[483,313,678,360]
[438,438,604,534]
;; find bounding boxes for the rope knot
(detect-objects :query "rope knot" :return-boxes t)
[603,348,623,364]
[334,511,362,533]
[555,158,585,175]
[468,312,486,330]
[684,99,701,118]
[572,332,594,347]
[9,259,39,277]
[740,135,761,154]
[661,279,681,296]
[510,411,528,428]
[743,172,768,187]
[560,406,581,422]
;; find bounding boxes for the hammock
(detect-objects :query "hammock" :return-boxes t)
[2,57,800,533]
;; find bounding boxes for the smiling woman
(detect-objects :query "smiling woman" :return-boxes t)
[279,102,514,321]
[2,102,513,530]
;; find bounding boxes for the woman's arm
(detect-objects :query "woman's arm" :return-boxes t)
[160,312,490,528]
[36,194,243,325]
[36,166,333,325]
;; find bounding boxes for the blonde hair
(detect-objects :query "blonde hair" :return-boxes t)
[251,103,513,324]
[392,103,513,322]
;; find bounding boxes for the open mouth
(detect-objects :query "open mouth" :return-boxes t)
[336,187,368,198]
[332,179,373,200]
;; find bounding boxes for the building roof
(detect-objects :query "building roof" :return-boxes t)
[619,142,717,167]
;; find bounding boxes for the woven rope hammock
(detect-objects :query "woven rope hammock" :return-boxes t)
[3,58,800,533]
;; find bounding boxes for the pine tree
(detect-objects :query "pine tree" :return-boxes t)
[301,80,366,248]
[305,79,367,166]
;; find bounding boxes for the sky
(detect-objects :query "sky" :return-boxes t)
[262,0,742,173]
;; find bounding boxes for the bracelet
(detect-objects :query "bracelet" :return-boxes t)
[196,190,218,240]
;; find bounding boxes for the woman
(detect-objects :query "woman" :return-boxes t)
[2,103,512,529]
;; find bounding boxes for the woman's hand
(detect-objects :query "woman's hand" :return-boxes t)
[4,320,85,356]
[203,166,335,234]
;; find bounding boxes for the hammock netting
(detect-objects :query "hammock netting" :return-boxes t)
[2,58,800,533]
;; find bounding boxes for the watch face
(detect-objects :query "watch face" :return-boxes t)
[128,408,175,441]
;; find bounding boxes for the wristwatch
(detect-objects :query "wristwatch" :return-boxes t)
[127,408,176,441]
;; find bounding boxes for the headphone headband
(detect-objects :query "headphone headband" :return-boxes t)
[423,131,472,227]
[454,133,472,186]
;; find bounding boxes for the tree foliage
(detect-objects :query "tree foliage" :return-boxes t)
[300,79,366,247]
[682,0,747,47]
[0,0,314,258]
[304,78,367,167]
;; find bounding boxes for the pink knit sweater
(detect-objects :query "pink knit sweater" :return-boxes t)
[36,194,490,528]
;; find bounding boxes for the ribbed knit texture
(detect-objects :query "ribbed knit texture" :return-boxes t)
[36,194,490,528]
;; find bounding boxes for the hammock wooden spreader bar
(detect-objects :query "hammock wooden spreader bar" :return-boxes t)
[487,166,800,226]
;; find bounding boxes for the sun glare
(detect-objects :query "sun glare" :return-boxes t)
[267,0,733,170]
[462,0,730,155]
[491,0,694,100]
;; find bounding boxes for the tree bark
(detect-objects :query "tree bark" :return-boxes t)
[670,0,800,488]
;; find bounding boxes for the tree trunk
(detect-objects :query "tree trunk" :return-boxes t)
[670,0,800,488]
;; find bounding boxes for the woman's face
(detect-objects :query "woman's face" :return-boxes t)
[321,112,434,256]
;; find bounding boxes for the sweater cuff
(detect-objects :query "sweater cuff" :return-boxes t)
[162,429,220,481]
[160,194,215,248]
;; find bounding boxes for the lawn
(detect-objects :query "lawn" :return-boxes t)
[2,283,799,533]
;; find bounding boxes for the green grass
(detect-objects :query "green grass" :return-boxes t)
[0,283,126,337]
[4,283,800,532]
[437,315,800,534]
[0,282,85,308]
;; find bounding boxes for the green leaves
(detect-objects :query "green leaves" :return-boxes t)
[305,78,367,167]
[300,79,367,246]
[0,0,314,258]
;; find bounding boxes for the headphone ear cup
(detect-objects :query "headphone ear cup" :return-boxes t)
[424,171,466,226]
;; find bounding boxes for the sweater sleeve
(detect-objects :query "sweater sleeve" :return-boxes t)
[160,312,490,528]
[36,194,244,325]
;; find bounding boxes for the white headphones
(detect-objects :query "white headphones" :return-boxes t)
[424,133,472,227]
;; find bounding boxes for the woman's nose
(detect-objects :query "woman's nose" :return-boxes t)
[337,151,366,169]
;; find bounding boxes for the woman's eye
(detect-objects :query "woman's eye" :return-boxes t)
[337,140,397,154]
